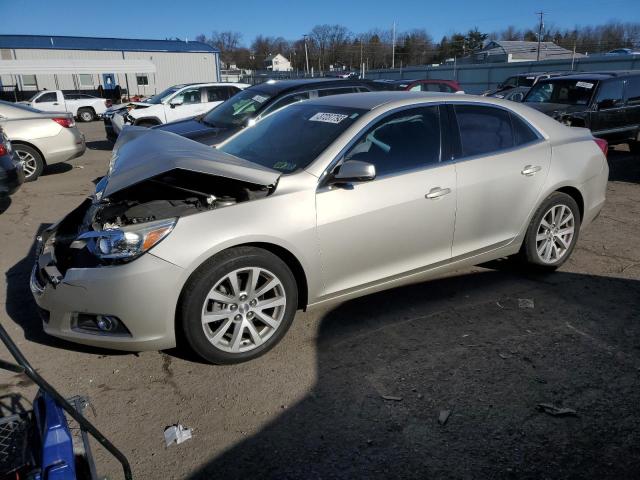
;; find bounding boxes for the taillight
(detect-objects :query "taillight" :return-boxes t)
[594,137,608,157]
[0,144,7,156]
[52,117,75,128]
[105,99,113,108]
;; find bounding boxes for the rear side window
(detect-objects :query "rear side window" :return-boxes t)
[625,76,640,106]
[262,91,310,116]
[510,113,539,146]
[206,87,229,102]
[317,87,358,97]
[454,105,513,157]
[344,106,441,176]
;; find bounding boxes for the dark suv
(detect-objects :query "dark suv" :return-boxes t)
[523,71,640,151]
[155,78,390,146]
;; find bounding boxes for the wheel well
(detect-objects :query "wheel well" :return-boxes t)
[556,186,584,220]
[10,141,46,166]
[244,242,309,310]
[78,106,95,113]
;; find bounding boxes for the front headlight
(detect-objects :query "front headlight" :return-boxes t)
[76,218,176,262]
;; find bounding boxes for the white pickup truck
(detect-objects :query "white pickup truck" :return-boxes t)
[20,90,111,122]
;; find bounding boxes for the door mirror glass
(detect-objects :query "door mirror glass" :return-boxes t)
[331,160,376,184]
[511,92,524,102]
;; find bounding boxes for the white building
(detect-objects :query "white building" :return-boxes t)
[0,35,221,97]
[264,53,292,72]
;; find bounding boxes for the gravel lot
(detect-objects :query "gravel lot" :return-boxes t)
[1,121,639,479]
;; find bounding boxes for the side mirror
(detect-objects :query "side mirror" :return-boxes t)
[512,92,524,102]
[330,160,376,185]
[169,98,182,108]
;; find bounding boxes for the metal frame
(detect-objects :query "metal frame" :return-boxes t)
[0,322,133,480]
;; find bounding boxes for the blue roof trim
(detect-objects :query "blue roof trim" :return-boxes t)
[0,35,219,53]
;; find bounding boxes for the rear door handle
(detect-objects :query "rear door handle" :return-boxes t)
[521,165,542,176]
[425,187,451,199]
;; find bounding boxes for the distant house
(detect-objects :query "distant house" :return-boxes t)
[264,53,292,72]
[469,40,585,63]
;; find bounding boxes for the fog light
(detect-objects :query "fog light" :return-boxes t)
[71,313,131,336]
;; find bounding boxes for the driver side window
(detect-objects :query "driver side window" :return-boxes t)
[343,106,441,177]
[171,87,202,105]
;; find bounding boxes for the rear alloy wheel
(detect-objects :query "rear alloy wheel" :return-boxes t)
[15,145,44,181]
[522,192,581,270]
[180,247,298,364]
[78,108,95,122]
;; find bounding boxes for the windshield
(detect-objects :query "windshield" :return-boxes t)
[145,86,182,104]
[219,103,366,173]
[524,79,596,105]
[202,88,272,128]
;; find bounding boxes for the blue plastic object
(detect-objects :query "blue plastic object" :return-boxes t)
[32,391,77,480]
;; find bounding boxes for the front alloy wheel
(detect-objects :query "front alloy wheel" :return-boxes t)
[15,145,44,181]
[180,247,298,364]
[202,267,287,353]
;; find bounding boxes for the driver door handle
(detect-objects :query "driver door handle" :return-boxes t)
[521,165,542,176]
[425,187,451,199]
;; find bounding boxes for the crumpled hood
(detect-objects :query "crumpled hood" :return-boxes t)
[98,126,280,198]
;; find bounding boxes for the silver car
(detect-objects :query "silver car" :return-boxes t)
[0,100,86,181]
[31,92,608,364]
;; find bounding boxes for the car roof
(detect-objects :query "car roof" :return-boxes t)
[303,91,454,110]
[246,78,381,95]
[377,79,452,85]
[540,70,640,82]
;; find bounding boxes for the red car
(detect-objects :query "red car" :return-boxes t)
[376,78,464,93]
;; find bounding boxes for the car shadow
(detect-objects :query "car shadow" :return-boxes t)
[608,147,640,184]
[86,140,113,151]
[4,225,129,356]
[188,268,640,479]
[43,163,73,177]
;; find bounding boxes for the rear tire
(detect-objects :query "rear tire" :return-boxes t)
[14,145,44,182]
[521,192,581,270]
[179,247,298,364]
[77,108,95,122]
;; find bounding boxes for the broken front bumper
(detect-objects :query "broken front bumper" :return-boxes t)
[30,220,184,351]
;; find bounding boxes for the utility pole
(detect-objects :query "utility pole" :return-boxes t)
[392,21,396,69]
[536,11,544,62]
[303,34,310,76]
[571,41,576,70]
[360,37,364,78]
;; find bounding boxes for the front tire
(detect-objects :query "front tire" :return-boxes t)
[179,247,298,364]
[521,192,581,270]
[14,145,44,181]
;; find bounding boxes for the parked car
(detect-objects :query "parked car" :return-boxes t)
[0,126,24,197]
[31,92,608,364]
[606,48,640,56]
[103,82,249,141]
[19,90,110,122]
[155,78,391,146]
[488,86,530,102]
[523,71,640,151]
[0,101,86,181]
[483,72,568,97]
[375,78,463,93]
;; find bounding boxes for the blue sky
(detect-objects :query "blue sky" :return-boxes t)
[3,0,639,44]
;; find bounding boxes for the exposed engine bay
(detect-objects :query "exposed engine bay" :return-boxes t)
[41,168,274,273]
[89,168,271,229]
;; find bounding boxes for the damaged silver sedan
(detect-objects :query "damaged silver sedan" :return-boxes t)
[31,92,608,364]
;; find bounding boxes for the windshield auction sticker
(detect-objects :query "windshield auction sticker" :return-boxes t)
[252,95,268,103]
[575,81,594,89]
[309,112,349,124]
